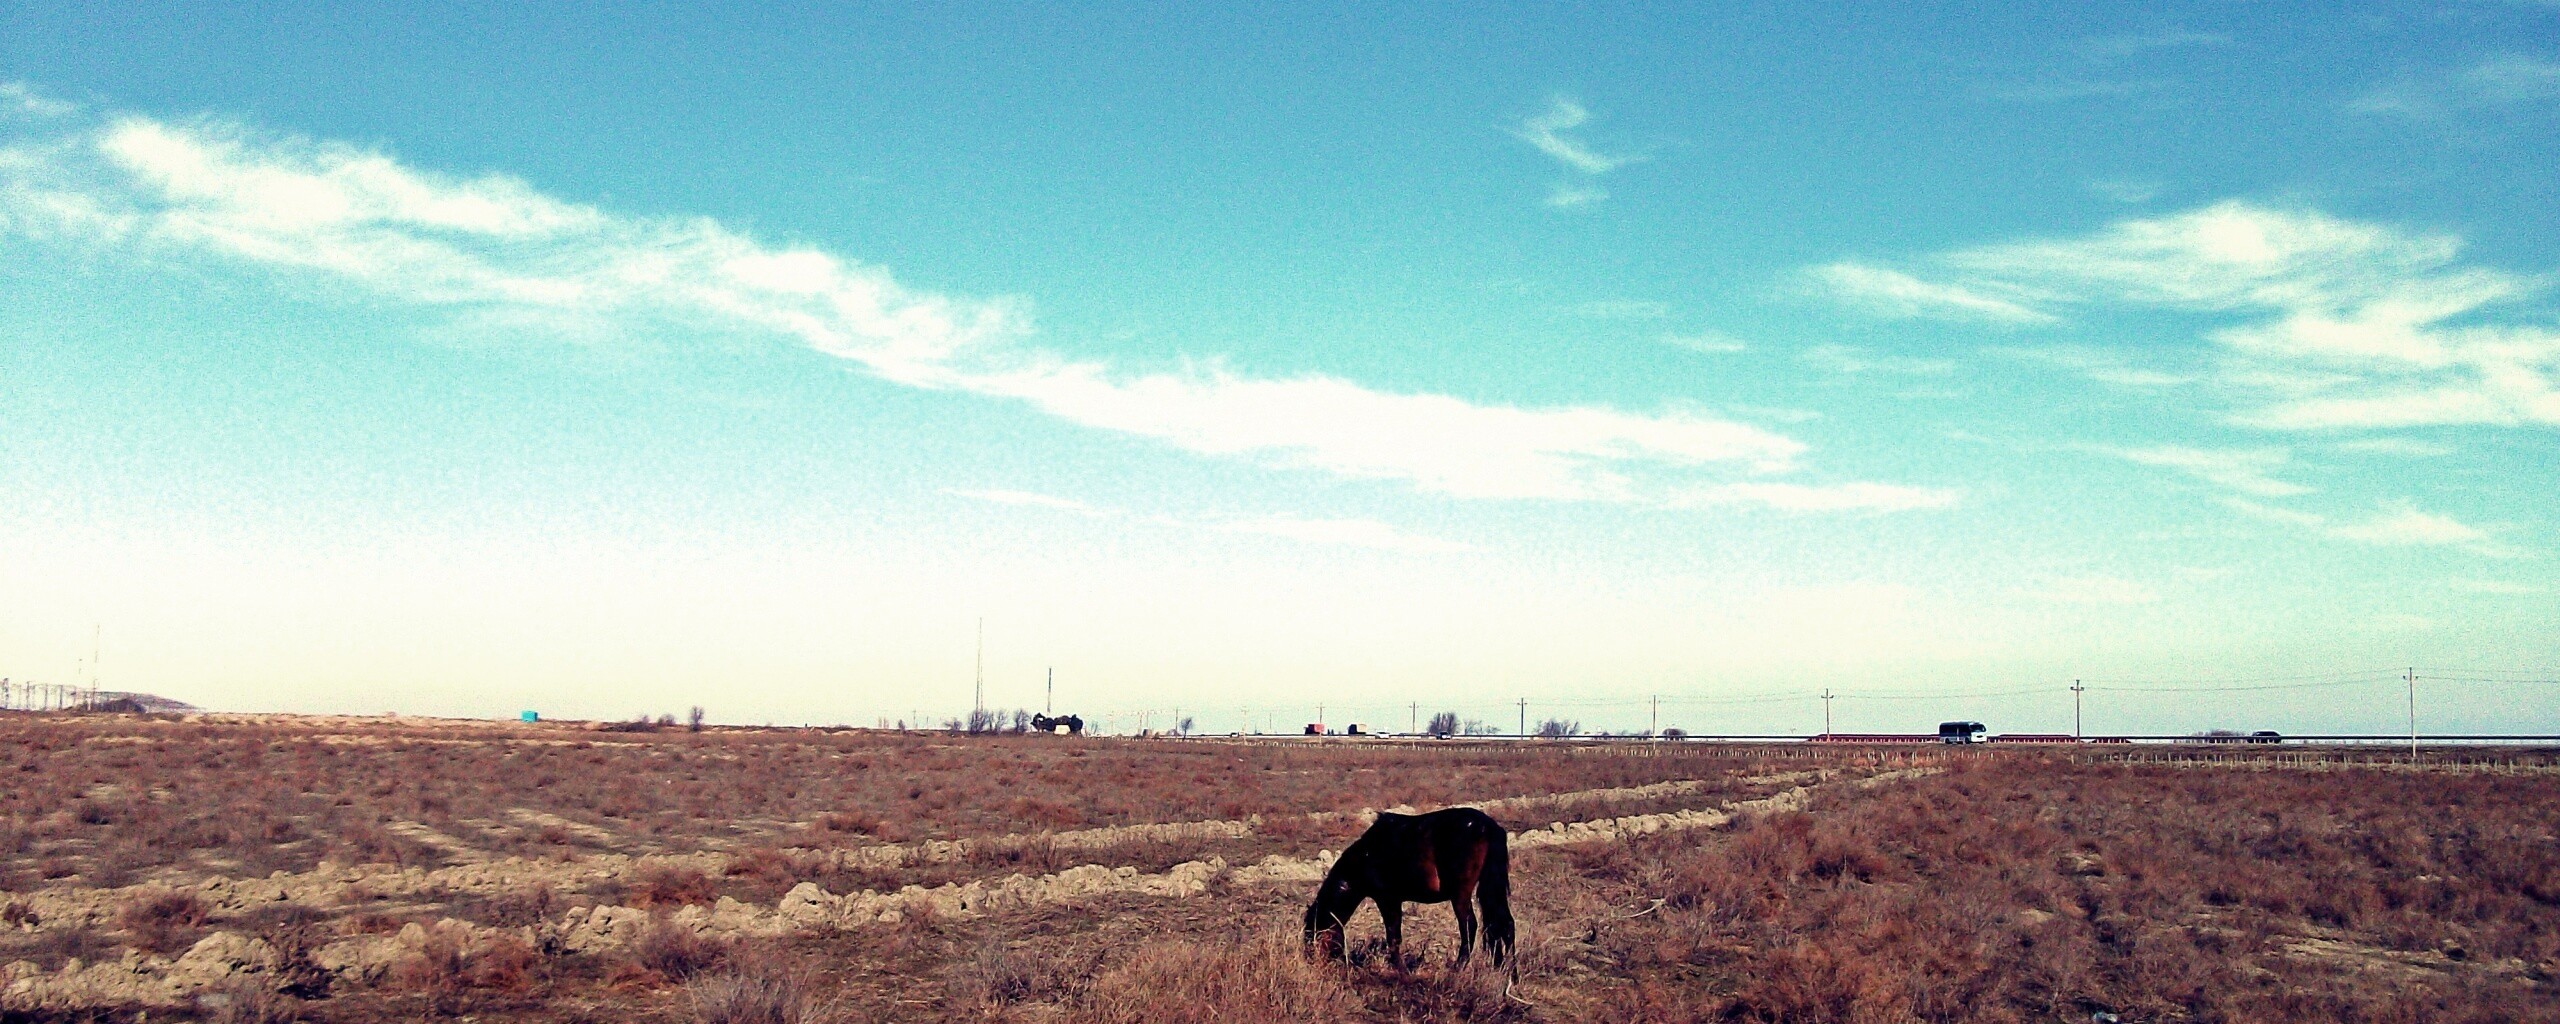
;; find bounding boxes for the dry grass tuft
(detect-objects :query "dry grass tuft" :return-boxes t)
[118,887,211,956]
[687,948,829,1024]
[633,917,733,982]
[1083,932,1365,1024]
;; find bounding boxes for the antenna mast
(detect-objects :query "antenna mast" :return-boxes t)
[973,618,985,724]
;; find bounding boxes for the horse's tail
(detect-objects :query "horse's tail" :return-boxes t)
[1479,822,1516,970]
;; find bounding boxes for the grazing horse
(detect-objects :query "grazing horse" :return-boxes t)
[1304,807,1514,970]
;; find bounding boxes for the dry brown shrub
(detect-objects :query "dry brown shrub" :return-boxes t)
[119,888,211,955]
[948,939,1068,1009]
[632,863,721,908]
[464,881,559,927]
[386,924,545,1017]
[241,903,335,999]
[193,977,302,1024]
[632,917,732,982]
[687,947,829,1024]
[1084,932,1364,1024]
[964,833,1065,876]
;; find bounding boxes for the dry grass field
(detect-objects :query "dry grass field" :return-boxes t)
[2,712,2556,1023]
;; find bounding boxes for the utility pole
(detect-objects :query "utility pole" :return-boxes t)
[2406,667,2418,759]
[1517,698,1527,738]
[1821,688,1834,737]
[1409,702,1418,736]
[1046,667,1053,715]
[2071,679,2085,740]
[973,617,985,726]
[1650,694,1659,738]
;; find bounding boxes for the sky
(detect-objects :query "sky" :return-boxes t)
[2,3,2555,736]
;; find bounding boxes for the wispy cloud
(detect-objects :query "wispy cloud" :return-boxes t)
[1564,298,1669,320]
[947,489,1467,553]
[1546,183,1606,208]
[1660,331,1748,355]
[2025,574,2162,606]
[2448,577,2543,595]
[2074,30,2230,60]
[0,82,76,118]
[2330,437,2453,458]
[2088,178,2164,204]
[1514,97,1639,208]
[2098,444,2310,498]
[1800,343,1957,377]
[2350,55,2560,117]
[0,109,1950,513]
[2224,498,2523,557]
[1979,79,2168,104]
[1835,201,2560,433]
[1807,262,2056,324]
[1667,481,1962,513]
[1994,345,2193,387]
[1513,97,1636,175]
[943,489,1111,516]
[2326,505,2499,547]
[1213,515,1473,553]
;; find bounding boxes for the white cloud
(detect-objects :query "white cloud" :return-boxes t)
[1994,345,2193,387]
[1514,97,1640,208]
[2449,577,2542,595]
[1980,79,2166,103]
[1661,331,1748,355]
[1565,298,1669,320]
[2330,437,2454,458]
[2327,505,2495,547]
[1800,343,1957,377]
[2351,55,2560,117]
[2221,497,2328,529]
[1546,183,1606,208]
[1808,262,2057,324]
[945,489,1471,553]
[1214,515,1473,553]
[1855,201,2560,433]
[2074,31,2230,60]
[2097,444,2310,498]
[1729,404,1821,423]
[945,489,1112,516]
[2027,574,2162,606]
[0,111,1959,514]
[1667,481,1962,513]
[2088,178,2163,204]
[1513,97,1635,175]
[2222,498,2522,557]
[1,83,76,119]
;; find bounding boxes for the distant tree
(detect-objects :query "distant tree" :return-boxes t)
[1178,716,1195,736]
[1461,718,1497,736]
[687,706,706,733]
[655,712,678,729]
[1534,718,1581,739]
[943,717,965,733]
[1427,711,1459,738]
[1010,709,1032,734]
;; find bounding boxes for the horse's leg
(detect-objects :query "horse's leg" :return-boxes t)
[1451,893,1478,968]
[1447,840,1489,969]
[1379,900,1405,973]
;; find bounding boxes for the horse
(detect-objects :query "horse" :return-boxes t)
[1303,806,1515,971]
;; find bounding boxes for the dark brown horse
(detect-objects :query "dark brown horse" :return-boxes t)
[1304,807,1514,969]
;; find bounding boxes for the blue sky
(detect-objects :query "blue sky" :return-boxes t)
[3,3,2555,735]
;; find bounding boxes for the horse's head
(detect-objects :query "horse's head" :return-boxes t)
[1301,872,1362,961]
